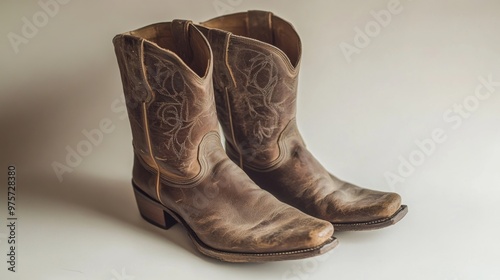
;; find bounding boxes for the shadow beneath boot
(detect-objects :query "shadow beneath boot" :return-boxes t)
[22,172,291,270]
[23,172,205,257]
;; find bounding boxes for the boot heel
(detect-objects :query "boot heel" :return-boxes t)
[133,186,178,230]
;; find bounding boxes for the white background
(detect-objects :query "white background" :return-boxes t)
[1,0,500,279]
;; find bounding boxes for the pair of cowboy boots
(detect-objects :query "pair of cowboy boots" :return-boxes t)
[113,10,407,262]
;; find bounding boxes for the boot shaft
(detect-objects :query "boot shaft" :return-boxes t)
[199,11,303,168]
[113,21,218,181]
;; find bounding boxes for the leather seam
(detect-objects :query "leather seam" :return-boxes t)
[225,36,238,88]
[139,39,163,205]
[238,118,297,172]
[223,34,243,167]
[158,131,215,188]
[136,132,217,189]
[141,103,162,204]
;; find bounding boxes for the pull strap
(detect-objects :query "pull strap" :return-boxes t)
[247,10,274,44]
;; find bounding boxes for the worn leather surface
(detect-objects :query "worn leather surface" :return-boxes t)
[113,21,333,253]
[200,11,403,223]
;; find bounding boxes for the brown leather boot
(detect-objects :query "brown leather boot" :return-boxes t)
[199,11,408,231]
[113,20,337,262]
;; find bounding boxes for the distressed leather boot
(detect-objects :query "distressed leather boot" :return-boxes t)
[199,11,408,231]
[113,20,337,262]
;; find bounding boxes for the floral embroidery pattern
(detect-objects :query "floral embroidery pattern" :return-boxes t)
[234,50,284,144]
[146,54,211,159]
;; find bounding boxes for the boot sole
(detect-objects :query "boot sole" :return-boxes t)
[132,183,338,262]
[332,205,408,231]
